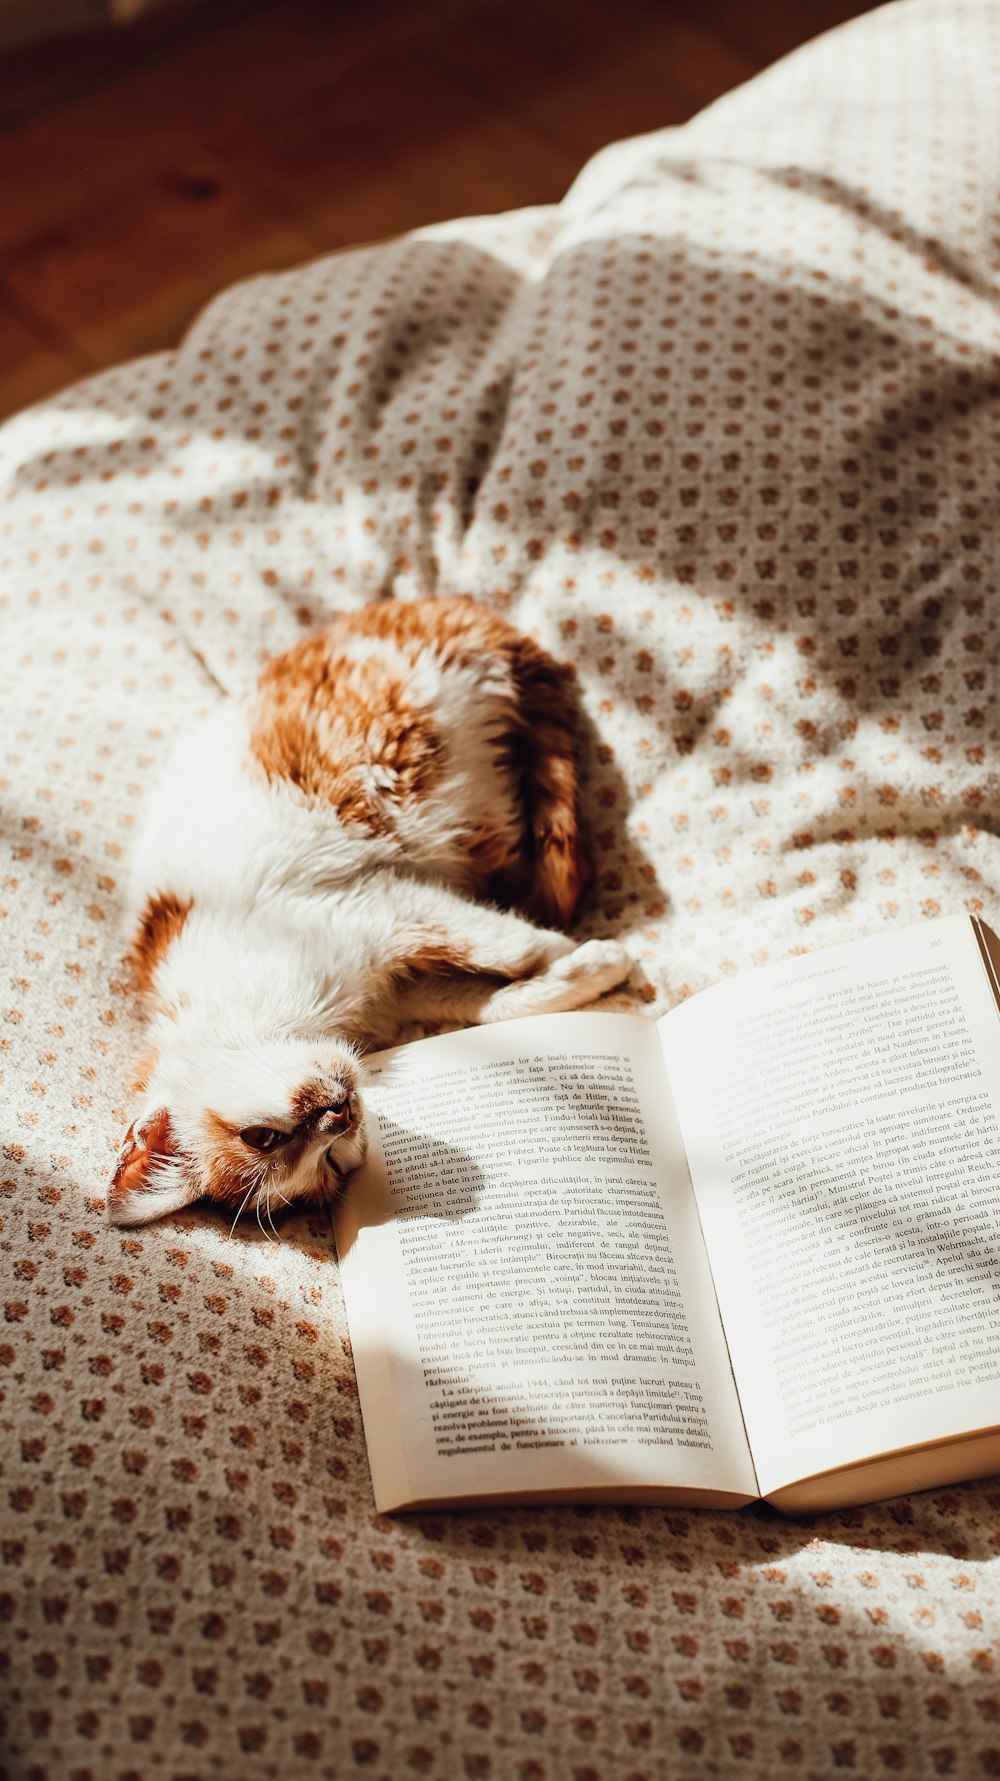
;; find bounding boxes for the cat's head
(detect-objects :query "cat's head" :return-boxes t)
[107,1032,368,1227]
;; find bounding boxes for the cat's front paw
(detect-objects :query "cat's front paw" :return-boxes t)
[552,938,632,1000]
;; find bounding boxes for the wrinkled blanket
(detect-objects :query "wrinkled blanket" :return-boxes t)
[2,1,1000,1775]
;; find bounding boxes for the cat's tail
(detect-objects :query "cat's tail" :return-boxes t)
[509,636,592,929]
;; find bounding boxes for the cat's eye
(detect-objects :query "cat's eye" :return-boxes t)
[240,1125,289,1153]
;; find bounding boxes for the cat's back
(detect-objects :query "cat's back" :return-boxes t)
[246,596,535,866]
[251,598,517,791]
[132,596,584,932]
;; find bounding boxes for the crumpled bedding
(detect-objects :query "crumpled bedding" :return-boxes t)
[2,1,1000,1775]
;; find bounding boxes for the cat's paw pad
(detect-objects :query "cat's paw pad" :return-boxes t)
[554,939,632,998]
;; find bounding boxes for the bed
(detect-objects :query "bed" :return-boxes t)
[2,1,999,1774]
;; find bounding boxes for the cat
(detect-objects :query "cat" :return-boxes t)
[107,596,632,1229]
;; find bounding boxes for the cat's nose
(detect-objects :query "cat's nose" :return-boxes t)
[315,1097,350,1134]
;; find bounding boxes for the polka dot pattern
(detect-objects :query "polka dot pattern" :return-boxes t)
[2,2,1000,1774]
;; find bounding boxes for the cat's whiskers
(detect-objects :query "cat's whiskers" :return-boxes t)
[229,1177,258,1239]
[255,1186,270,1242]
[264,1175,280,1241]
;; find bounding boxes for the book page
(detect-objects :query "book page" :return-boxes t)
[659,914,1000,1497]
[335,1012,757,1511]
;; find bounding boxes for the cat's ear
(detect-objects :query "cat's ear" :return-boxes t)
[107,1108,198,1227]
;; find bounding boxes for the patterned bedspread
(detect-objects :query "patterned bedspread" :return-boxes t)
[2,1,999,1773]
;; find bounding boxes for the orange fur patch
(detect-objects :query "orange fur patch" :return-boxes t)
[290,1060,360,1128]
[201,1110,269,1209]
[130,893,193,995]
[249,596,590,922]
[250,622,446,831]
[506,634,591,927]
[390,925,474,982]
[328,595,524,674]
[464,823,533,912]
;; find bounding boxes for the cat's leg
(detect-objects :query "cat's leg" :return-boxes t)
[389,888,631,1026]
[469,938,632,1022]
[398,935,631,1028]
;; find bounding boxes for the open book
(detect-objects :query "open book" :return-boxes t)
[334,913,1000,1514]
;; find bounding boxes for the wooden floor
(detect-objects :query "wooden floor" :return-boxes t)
[0,0,878,423]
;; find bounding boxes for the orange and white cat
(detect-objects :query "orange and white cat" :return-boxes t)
[108,597,631,1228]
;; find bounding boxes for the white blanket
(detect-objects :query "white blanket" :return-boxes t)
[2,2,999,1773]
